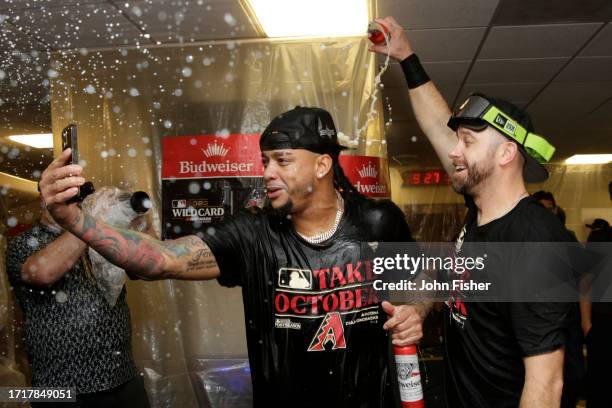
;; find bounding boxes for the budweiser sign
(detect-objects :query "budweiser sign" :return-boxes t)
[338,156,390,198]
[162,134,264,179]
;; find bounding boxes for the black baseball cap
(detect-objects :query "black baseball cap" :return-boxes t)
[260,106,349,154]
[448,93,554,183]
[586,218,610,229]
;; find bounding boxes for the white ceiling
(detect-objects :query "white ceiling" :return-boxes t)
[0,0,611,171]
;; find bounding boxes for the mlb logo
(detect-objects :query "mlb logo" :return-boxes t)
[277,268,312,290]
[172,199,187,208]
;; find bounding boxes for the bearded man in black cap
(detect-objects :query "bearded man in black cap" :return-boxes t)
[38,106,426,407]
[371,16,580,408]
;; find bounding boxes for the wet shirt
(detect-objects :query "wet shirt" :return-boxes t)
[6,222,138,394]
[202,195,413,407]
[443,196,572,408]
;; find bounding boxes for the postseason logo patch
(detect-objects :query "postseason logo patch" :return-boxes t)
[494,113,517,136]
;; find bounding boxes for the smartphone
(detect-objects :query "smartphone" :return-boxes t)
[61,124,94,203]
[61,124,78,165]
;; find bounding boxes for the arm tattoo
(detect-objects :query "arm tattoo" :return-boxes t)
[72,212,166,278]
[186,246,217,273]
[163,236,218,278]
[71,213,217,279]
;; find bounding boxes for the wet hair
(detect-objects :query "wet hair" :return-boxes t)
[330,153,366,201]
[532,190,556,207]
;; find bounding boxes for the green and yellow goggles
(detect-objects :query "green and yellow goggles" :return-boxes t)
[447,93,555,182]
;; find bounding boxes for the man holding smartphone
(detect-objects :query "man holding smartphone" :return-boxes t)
[37,106,427,407]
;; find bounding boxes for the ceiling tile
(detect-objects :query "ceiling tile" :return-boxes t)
[493,0,612,25]
[480,23,602,59]
[379,0,498,29]
[580,23,612,56]
[527,81,612,121]
[468,58,567,83]
[406,28,487,62]
[6,3,147,49]
[383,84,459,123]
[382,60,470,88]
[457,82,543,106]
[126,0,260,44]
[556,57,612,82]
[0,0,104,12]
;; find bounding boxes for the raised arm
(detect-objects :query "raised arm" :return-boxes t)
[370,16,456,175]
[21,231,86,286]
[38,149,220,281]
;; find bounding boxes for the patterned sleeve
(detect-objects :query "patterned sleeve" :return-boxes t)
[5,233,32,286]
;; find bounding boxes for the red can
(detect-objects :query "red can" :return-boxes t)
[394,345,424,408]
[368,20,390,45]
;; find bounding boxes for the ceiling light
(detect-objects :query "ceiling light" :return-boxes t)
[7,133,53,149]
[246,0,369,38]
[565,154,612,165]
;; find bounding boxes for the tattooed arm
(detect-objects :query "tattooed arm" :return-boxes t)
[39,149,220,280]
[68,211,220,280]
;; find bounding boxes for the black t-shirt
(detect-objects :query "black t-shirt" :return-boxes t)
[444,196,573,408]
[202,194,413,407]
[586,227,612,316]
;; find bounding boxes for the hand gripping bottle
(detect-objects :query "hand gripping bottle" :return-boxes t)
[368,20,390,45]
[394,345,424,407]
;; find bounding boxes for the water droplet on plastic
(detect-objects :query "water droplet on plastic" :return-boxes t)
[224,13,237,26]
[189,182,200,194]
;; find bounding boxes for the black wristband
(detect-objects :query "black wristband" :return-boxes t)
[400,54,430,89]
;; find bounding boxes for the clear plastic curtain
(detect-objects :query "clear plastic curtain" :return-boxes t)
[43,37,383,407]
[390,163,612,243]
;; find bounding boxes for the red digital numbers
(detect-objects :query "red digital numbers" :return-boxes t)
[403,170,451,186]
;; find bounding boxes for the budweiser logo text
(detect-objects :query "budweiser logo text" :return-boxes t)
[354,181,387,194]
[179,160,254,174]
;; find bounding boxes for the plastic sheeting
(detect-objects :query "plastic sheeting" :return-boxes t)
[390,163,612,243]
[6,37,384,407]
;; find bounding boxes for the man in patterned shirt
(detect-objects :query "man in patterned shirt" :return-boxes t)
[6,199,149,408]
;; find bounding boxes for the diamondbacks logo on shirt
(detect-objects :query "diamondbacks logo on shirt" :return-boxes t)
[307,312,346,351]
[274,261,381,351]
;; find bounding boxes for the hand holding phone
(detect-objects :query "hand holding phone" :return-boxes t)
[61,124,94,203]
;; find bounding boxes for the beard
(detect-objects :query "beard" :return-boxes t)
[452,159,494,195]
[265,198,294,220]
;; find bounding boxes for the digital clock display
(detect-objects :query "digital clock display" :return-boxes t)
[402,170,451,186]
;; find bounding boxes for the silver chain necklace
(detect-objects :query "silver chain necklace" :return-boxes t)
[297,192,344,245]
